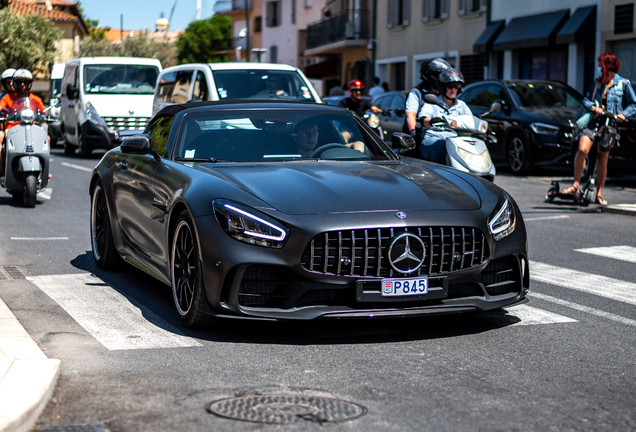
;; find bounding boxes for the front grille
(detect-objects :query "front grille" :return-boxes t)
[103,117,149,131]
[238,266,291,307]
[301,227,489,278]
[482,255,521,295]
[25,144,34,152]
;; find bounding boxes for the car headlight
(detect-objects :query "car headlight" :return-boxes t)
[20,108,35,124]
[488,194,516,241]
[530,122,560,135]
[456,146,492,170]
[366,113,380,129]
[214,199,288,248]
[85,102,107,128]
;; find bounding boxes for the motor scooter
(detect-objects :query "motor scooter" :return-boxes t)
[545,110,618,206]
[0,96,54,207]
[418,93,500,181]
[363,111,385,141]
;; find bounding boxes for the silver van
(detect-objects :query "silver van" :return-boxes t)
[152,62,321,116]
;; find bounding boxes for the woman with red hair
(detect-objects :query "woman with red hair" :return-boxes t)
[563,53,636,205]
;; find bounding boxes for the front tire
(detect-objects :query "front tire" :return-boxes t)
[506,133,534,175]
[171,211,211,328]
[91,181,120,269]
[23,174,37,207]
[78,129,92,158]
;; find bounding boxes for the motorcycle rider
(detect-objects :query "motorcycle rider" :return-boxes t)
[0,69,46,176]
[338,80,382,117]
[418,68,472,164]
[404,58,452,144]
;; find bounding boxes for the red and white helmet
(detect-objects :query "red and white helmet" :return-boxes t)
[348,79,364,91]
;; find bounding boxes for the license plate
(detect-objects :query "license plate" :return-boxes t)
[381,277,428,297]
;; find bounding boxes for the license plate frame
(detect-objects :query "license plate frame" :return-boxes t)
[381,276,429,297]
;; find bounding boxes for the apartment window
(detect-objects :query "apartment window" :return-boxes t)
[615,3,635,34]
[457,0,486,15]
[459,54,486,84]
[254,16,262,32]
[388,0,410,28]
[266,1,281,27]
[422,0,448,22]
[520,51,567,82]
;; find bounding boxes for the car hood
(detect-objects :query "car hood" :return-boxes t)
[198,161,482,215]
[519,106,579,124]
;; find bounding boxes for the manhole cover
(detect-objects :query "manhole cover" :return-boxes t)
[0,266,30,280]
[207,394,367,424]
[32,423,110,432]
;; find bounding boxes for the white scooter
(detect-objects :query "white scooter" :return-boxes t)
[422,93,499,181]
[0,96,53,207]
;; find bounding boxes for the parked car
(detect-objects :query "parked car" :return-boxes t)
[458,80,580,175]
[372,91,408,138]
[152,62,321,116]
[89,100,529,328]
[60,56,162,158]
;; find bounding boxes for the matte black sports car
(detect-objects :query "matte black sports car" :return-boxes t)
[89,101,529,328]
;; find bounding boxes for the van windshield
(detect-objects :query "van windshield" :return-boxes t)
[212,70,315,101]
[84,65,160,95]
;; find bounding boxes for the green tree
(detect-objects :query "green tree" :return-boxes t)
[121,31,178,68]
[176,15,232,64]
[78,37,118,57]
[0,8,61,76]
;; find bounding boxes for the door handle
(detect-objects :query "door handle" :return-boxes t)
[68,104,74,108]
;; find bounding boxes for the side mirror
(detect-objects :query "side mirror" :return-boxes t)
[51,98,61,108]
[121,134,154,156]
[66,85,78,100]
[423,93,439,105]
[481,101,502,117]
[391,132,416,151]
[394,108,405,117]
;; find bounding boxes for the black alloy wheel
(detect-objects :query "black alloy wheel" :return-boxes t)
[506,133,534,175]
[23,174,37,207]
[91,181,120,269]
[171,211,211,328]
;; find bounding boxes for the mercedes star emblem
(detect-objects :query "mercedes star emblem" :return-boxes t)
[387,232,425,274]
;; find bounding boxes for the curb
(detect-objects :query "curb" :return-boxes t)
[602,204,636,217]
[0,299,60,432]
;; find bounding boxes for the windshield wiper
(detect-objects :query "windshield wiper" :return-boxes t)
[175,157,229,162]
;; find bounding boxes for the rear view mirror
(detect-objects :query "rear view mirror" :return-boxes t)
[423,93,439,105]
[121,135,152,154]
[66,85,78,100]
[391,132,416,151]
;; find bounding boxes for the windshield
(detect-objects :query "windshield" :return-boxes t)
[507,82,582,109]
[51,79,62,98]
[175,110,393,162]
[83,64,159,95]
[212,70,315,101]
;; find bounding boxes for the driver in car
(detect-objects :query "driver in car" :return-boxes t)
[292,120,320,157]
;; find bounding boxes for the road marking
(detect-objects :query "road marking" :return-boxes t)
[29,273,202,350]
[37,188,52,200]
[478,304,577,326]
[574,245,636,264]
[523,215,570,222]
[60,161,93,172]
[11,237,69,240]
[529,292,636,327]
[530,261,636,306]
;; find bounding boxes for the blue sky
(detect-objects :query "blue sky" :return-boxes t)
[80,0,217,32]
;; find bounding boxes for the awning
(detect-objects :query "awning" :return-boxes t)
[556,5,596,45]
[303,59,339,78]
[473,20,505,54]
[493,9,570,51]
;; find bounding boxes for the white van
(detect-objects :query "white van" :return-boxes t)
[60,57,162,157]
[152,62,321,116]
[48,63,65,146]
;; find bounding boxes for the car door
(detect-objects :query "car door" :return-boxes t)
[385,93,406,136]
[482,84,512,158]
[60,63,80,145]
[111,146,162,255]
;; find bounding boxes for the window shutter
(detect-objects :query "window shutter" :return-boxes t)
[458,0,465,15]
[403,0,410,25]
[388,0,395,28]
[479,0,487,12]
[441,0,449,19]
[270,45,278,63]
[277,0,282,26]
[421,0,429,22]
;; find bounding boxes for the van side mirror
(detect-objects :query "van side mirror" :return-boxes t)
[66,85,78,100]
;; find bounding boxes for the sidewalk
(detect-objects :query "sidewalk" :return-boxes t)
[603,203,636,216]
[0,298,59,432]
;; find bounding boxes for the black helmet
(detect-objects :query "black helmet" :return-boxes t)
[437,68,465,99]
[419,58,452,87]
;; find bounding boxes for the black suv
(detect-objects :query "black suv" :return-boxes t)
[459,80,580,174]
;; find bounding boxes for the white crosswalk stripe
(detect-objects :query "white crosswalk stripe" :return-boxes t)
[529,260,636,306]
[479,304,577,327]
[29,273,202,351]
[575,245,636,264]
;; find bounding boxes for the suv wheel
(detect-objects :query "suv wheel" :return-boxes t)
[506,133,534,175]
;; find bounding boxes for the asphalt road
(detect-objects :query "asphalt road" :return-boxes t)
[1,150,635,431]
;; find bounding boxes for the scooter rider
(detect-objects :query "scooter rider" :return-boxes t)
[0,69,46,175]
[418,68,472,164]
[562,53,636,205]
[338,80,382,117]
[404,59,452,143]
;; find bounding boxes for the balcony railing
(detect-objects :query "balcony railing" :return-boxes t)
[213,0,251,13]
[306,9,370,50]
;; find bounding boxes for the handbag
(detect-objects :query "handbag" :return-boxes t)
[574,80,600,132]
